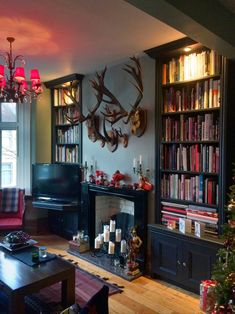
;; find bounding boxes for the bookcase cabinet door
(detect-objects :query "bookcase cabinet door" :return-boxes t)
[181,240,220,291]
[149,224,221,293]
[151,230,180,282]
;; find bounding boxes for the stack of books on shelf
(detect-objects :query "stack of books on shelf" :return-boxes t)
[161,201,218,236]
[57,125,80,144]
[162,113,220,142]
[161,174,218,205]
[162,49,220,84]
[162,143,219,173]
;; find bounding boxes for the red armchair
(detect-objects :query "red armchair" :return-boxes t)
[0,188,25,231]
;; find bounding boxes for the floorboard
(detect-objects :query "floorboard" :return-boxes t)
[33,234,204,314]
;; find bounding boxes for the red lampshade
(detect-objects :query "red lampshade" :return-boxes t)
[0,65,4,79]
[14,67,26,82]
[30,69,40,82]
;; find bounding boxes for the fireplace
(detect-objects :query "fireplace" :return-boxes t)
[78,183,148,277]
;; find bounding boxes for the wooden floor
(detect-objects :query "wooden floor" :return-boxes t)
[34,234,204,314]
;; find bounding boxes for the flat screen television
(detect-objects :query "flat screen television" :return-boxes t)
[32,163,81,203]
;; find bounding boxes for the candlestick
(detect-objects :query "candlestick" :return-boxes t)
[115,229,122,242]
[108,241,115,254]
[139,155,142,165]
[133,158,137,168]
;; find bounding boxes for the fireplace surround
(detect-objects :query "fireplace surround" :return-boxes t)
[78,183,148,274]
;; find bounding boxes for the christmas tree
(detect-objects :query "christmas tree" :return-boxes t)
[211,164,235,313]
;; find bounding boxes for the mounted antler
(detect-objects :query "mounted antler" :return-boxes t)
[122,56,143,124]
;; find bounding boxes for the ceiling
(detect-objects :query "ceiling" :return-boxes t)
[0,0,184,81]
[1,0,234,82]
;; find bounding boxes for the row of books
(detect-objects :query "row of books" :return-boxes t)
[161,201,219,236]
[55,106,78,125]
[162,113,220,142]
[55,145,79,163]
[162,50,221,84]
[57,125,80,144]
[163,79,220,112]
[162,143,219,173]
[161,173,218,205]
[54,88,80,107]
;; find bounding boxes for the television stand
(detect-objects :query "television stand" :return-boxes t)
[32,200,80,239]
[32,199,79,211]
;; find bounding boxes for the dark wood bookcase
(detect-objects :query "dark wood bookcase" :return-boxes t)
[146,37,235,293]
[45,73,84,164]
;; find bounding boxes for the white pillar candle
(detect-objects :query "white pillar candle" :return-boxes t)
[103,225,109,233]
[120,239,127,253]
[139,155,142,165]
[94,237,100,249]
[115,229,122,242]
[98,233,104,245]
[133,157,137,168]
[108,241,115,254]
[104,230,110,242]
[110,220,116,232]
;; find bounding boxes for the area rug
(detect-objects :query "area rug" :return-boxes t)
[29,259,123,313]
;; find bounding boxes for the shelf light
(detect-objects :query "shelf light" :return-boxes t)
[184,47,192,52]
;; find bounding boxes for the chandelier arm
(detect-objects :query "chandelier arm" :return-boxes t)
[0,53,9,65]
[13,55,25,68]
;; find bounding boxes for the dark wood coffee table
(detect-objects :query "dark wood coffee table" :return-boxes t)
[0,248,75,314]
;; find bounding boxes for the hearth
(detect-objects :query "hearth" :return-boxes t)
[78,183,148,278]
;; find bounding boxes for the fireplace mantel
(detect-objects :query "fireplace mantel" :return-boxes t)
[79,183,148,272]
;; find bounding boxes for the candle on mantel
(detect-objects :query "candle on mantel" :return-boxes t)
[115,228,122,242]
[133,157,137,168]
[139,155,142,165]
[94,237,101,249]
[104,229,110,242]
[108,241,115,254]
[110,220,116,232]
[120,239,127,253]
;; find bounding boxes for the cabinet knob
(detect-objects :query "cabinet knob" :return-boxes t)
[177,260,181,265]
[182,262,187,267]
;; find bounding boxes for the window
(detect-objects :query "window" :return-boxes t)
[0,101,31,193]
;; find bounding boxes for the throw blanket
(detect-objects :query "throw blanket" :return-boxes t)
[1,188,19,213]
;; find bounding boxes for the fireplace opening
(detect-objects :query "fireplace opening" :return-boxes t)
[95,195,134,240]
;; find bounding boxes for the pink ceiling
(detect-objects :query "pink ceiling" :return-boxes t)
[0,0,184,81]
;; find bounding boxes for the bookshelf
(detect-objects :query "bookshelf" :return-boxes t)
[45,73,84,164]
[146,37,235,292]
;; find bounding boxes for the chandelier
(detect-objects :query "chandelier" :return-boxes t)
[0,37,42,103]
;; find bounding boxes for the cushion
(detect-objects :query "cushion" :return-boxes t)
[0,188,20,213]
[0,218,23,230]
[61,285,109,314]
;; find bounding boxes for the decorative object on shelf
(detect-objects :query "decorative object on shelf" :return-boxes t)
[110,170,125,188]
[211,165,235,312]
[127,226,142,275]
[95,170,106,185]
[132,155,153,190]
[70,230,90,253]
[195,221,205,238]
[0,37,42,103]
[179,218,192,234]
[64,56,147,152]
